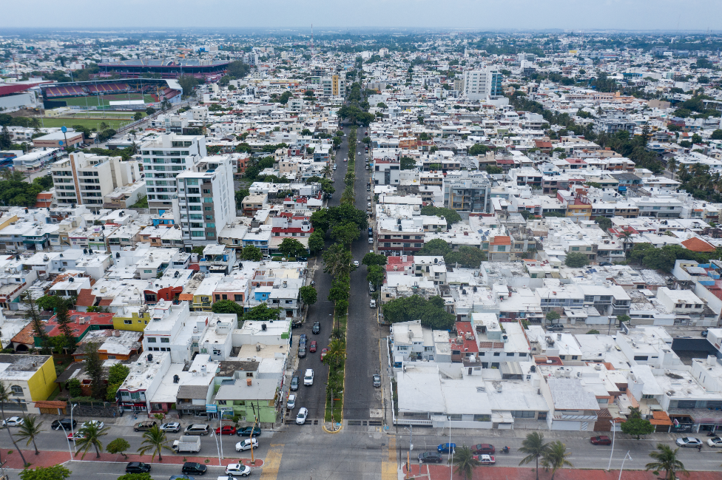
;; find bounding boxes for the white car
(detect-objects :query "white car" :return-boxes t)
[368,237,373,244]
[353,260,359,267]
[304,368,314,386]
[235,438,259,451]
[2,417,23,427]
[160,422,181,433]
[287,394,296,410]
[707,436,722,447]
[80,420,104,430]
[296,407,308,425]
[676,437,702,448]
[225,463,251,476]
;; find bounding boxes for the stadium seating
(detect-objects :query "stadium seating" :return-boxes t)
[45,85,87,98]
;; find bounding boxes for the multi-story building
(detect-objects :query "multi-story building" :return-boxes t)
[321,75,346,97]
[443,171,491,213]
[51,152,142,212]
[176,155,235,247]
[141,134,206,215]
[463,68,503,101]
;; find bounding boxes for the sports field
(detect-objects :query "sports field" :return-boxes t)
[61,94,155,107]
[38,117,133,130]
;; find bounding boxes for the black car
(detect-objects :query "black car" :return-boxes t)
[51,419,77,431]
[418,452,442,463]
[298,346,307,358]
[181,462,207,475]
[237,426,262,437]
[547,323,564,332]
[292,320,303,329]
[599,262,613,266]
[290,376,299,391]
[312,322,321,334]
[125,462,151,473]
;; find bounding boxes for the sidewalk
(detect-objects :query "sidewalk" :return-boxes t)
[403,464,722,480]
[0,448,265,470]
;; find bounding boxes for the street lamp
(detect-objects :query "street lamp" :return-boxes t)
[70,403,78,452]
[618,451,632,480]
[447,417,453,480]
[607,420,616,471]
[58,423,74,462]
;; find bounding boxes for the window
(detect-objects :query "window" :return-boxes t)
[124,320,133,325]
[10,386,22,395]
[473,414,491,422]
[234,295,243,301]
[512,411,535,419]
[493,352,500,357]
[506,353,514,357]
[160,338,170,343]
[147,337,156,343]
[633,355,648,361]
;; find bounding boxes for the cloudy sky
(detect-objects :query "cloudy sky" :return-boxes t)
[1,0,721,31]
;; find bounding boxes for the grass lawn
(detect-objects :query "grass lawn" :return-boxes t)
[39,117,132,130]
[324,314,347,423]
[61,93,155,107]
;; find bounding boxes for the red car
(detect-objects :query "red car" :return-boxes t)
[320,347,329,360]
[471,444,495,455]
[590,435,612,445]
[215,426,237,436]
[309,341,317,353]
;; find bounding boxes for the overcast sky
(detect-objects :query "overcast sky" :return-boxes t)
[1,0,721,31]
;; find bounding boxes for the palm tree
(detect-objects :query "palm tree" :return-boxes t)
[646,443,688,480]
[137,425,172,462]
[541,441,573,480]
[518,431,549,480]
[0,382,28,467]
[323,339,346,367]
[450,446,480,480]
[74,422,109,459]
[16,415,43,455]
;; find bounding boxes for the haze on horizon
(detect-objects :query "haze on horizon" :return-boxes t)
[1,0,721,32]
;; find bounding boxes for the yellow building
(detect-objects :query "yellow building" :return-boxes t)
[0,354,57,414]
[113,306,152,332]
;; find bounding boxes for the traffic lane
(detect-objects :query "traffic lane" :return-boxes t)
[398,433,722,471]
[62,461,231,480]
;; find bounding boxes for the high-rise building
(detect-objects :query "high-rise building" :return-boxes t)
[140,134,206,215]
[463,69,503,101]
[443,171,492,213]
[51,152,142,211]
[321,75,346,97]
[176,155,235,247]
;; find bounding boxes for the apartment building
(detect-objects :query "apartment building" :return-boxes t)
[321,75,346,97]
[51,152,142,212]
[463,69,503,101]
[141,134,206,215]
[444,171,492,213]
[176,155,235,247]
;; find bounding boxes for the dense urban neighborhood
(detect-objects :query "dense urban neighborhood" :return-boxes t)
[0,29,722,480]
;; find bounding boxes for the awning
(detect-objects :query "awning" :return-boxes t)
[34,401,68,409]
[650,410,673,426]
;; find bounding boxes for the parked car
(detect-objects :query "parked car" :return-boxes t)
[225,464,251,477]
[292,319,303,329]
[296,407,308,425]
[707,436,722,447]
[235,438,259,451]
[373,374,381,388]
[51,419,77,431]
[368,237,373,244]
[477,454,495,465]
[599,262,613,266]
[437,443,456,454]
[546,323,564,332]
[320,348,329,361]
[309,341,317,353]
[417,452,442,463]
[160,422,181,433]
[215,425,237,435]
[299,334,308,344]
[590,435,612,446]
[80,420,104,430]
[312,322,321,334]
[298,346,307,358]
[181,462,207,475]
[471,444,495,455]
[237,426,261,437]
[287,394,296,410]
[184,424,210,436]
[304,368,314,386]
[125,462,151,474]
[676,437,702,448]
[133,421,157,432]
[370,299,376,308]
[290,376,299,391]
[1,417,23,427]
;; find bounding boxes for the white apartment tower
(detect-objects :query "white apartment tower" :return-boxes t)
[176,155,235,247]
[51,152,141,212]
[141,134,206,215]
[463,69,503,101]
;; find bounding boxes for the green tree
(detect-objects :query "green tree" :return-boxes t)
[84,342,106,400]
[420,206,461,225]
[331,222,360,247]
[107,437,131,459]
[711,129,722,140]
[518,432,549,480]
[362,253,387,266]
[115,474,152,480]
[133,112,143,121]
[299,286,317,305]
[450,445,480,480]
[241,245,263,261]
[445,246,486,268]
[242,304,281,322]
[211,299,245,316]
[323,338,346,367]
[136,425,172,461]
[0,384,28,467]
[586,329,600,334]
[55,301,76,353]
[278,91,293,105]
[178,75,199,98]
[381,295,455,330]
[322,244,353,278]
[310,209,330,234]
[565,252,589,268]
[227,60,251,79]
[469,144,493,156]
[279,238,307,259]
[16,415,43,455]
[646,444,687,480]
[540,441,573,480]
[366,265,385,289]
[308,231,325,256]
[67,378,82,397]
[416,239,452,257]
[328,277,351,303]
[546,311,560,323]
[621,417,655,440]
[400,156,416,170]
[74,421,109,459]
[595,217,612,231]
[19,465,72,480]
[235,188,249,210]
[24,292,49,355]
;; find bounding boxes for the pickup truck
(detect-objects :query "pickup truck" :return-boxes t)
[172,435,202,454]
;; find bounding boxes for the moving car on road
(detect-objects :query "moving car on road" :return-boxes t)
[590,436,612,445]
[237,426,261,437]
[1,417,23,427]
[51,419,77,431]
[125,462,151,474]
[476,454,495,465]
[707,436,722,447]
[676,437,702,448]
[320,348,329,361]
[235,438,259,451]
[437,443,456,454]
[80,420,104,430]
[304,368,314,386]
[471,444,495,455]
[215,425,237,435]
[418,452,442,463]
[181,462,207,475]
[309,340,317,353]
[312,322,320,334]
[296,407,308,425]
[373,374,381,388]
[225,464,251,477]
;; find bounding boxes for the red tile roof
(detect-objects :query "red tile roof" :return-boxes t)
[682,237,716,253]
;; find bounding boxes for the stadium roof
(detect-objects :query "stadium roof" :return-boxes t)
[0,82,48,97]
[98,59,229,67]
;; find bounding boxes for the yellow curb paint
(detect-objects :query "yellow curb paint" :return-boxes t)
[259,445,283,480]
[382,436,397,480]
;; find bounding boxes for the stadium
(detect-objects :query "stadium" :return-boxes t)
[98,59,230,80]
[39,78,183,111]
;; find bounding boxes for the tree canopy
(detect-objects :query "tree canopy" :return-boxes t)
[211,300,245,316]
[420,206,461,226]
[242,304,281,322]
[278,238,307,259]
[564,252,589,268]
[381,295,455,330]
